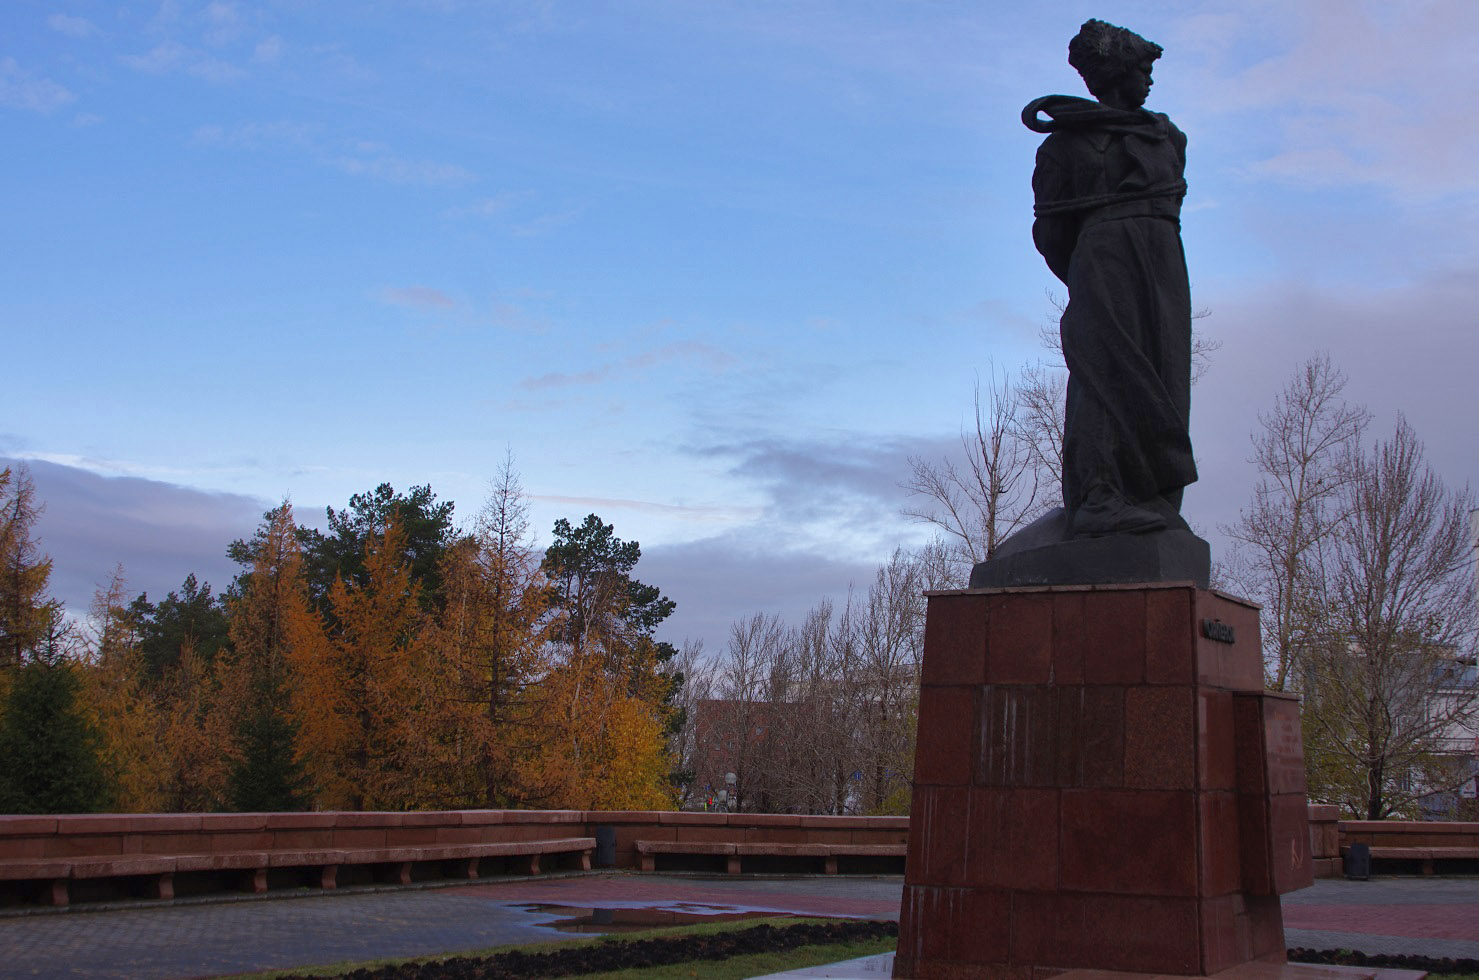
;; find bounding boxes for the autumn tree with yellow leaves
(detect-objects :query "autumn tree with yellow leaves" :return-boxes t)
[0,466,61,670]
[534,514,680,810]
[425,460,552,807]
[288,520,429,810]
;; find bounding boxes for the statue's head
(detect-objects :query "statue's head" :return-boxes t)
[1068,19,1162,108]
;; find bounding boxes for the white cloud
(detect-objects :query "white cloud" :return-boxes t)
[47,14,98,38]
[0,58,75,113]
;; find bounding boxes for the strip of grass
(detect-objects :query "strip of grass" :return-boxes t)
[225,916,868,979]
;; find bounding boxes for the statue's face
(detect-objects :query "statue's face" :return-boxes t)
[1116,59,1155,109]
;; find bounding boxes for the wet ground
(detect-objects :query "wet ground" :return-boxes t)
[0,873,1474,978]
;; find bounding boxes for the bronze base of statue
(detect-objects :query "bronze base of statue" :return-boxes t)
[969,505,1210,589]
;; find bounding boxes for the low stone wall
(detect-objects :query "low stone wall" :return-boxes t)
[0,810,589,859]
[0,810,908,907]
[4,806,1474,905]
[1307,804,1341,877]
[584,811,909,872]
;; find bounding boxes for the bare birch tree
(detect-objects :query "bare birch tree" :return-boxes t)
[1302,416,1477,818]
[855,550,926,813]
[705,611,785,811]
[665,638,712,809]
[903,368,1045,573]
[1222,355,1370,690]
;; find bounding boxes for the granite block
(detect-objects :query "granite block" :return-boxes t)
[1054,686,1124,789]
[1082,591,1147,685]
[1060,789,1197,896]
[1125,686,1194,789]
[988,595,1054,684]
[916,686,977,786]
[924,595,990,686]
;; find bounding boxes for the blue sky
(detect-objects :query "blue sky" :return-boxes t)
[4,1,1477,650]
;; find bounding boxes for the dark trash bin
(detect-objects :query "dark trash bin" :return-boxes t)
[595,825,616,868]
[1344,842,1371,880]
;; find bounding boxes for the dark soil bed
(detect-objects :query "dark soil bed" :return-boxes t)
[1289,946,1479,976]
[276,919,897,979]
[272,925,1479,980]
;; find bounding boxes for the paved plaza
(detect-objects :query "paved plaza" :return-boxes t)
[0,874,1473,979]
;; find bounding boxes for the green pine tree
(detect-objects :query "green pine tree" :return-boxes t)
[0,661,110,813]
[227,696,308,812]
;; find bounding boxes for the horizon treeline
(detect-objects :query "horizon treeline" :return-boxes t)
[0,459,684,814]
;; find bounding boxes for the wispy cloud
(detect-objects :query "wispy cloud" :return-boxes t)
[682,428,950,563]
[445,193,579,238]
[253,35,284,63]
[520,341,737,391]
[510,207,582,237]
[1178,1,1479,201]
[47,14,98,38]
[193,121,475,188]
[201,1,245,46]
[0,58,75,113]
[533,493,761,522]
[445,194,519,219]
[121,42,246,82]
[378,285,457,310]
[331,152,474,187]
[192,120,315,149]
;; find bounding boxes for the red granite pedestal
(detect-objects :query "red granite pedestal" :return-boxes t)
[895,583,1313,979]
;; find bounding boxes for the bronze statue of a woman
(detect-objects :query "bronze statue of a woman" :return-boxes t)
[1026,19,1196,538]
[970,19,1208,587]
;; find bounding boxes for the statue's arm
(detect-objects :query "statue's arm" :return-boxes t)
[1031,143,1076,283]
[1167,116,1187,170]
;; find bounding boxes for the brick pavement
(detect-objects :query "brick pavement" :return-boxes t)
[1282,877,1479,960]
[0,874,1473,979]
[0,873,900,979]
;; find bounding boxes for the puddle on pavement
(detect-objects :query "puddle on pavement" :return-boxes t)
[521,902,797,934]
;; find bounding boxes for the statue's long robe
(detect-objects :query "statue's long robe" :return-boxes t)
[1024,95,1197,518]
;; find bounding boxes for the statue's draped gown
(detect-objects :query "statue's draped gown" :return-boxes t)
[1024,95,1197,521]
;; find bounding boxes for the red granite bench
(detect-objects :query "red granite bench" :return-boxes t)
[0,811,597,907]
[1341,844,1479,875]
[0,837,594,906]
[1339,819,1479,875]
[635,839,905,874]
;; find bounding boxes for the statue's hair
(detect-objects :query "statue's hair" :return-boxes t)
[1067,19,1162,97]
